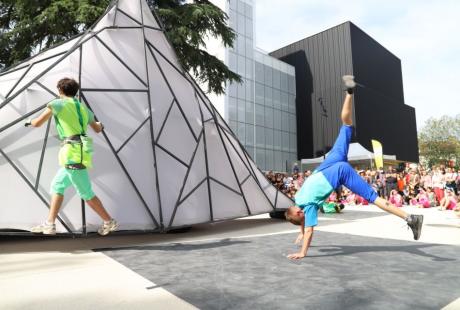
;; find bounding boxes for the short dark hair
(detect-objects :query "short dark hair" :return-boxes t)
[57,78,79,97]
[285,206,302,226]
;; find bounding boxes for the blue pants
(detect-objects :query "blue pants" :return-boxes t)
[316,125,378,203]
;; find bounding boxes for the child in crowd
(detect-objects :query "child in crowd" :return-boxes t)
[439,189,458,210]
[389,190,403,208]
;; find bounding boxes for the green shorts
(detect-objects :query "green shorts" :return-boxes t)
[51,168,95,201]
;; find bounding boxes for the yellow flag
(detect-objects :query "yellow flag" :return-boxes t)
[371,139,383,169]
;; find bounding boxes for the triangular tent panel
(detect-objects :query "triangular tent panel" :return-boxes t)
[0,0,292,235]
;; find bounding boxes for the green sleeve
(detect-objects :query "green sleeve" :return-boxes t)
[47,99,63,115]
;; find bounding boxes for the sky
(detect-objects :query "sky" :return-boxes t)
[254,0,460,129]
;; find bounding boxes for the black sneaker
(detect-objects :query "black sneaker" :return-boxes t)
[407,214,423,240]
[342,75,356,94]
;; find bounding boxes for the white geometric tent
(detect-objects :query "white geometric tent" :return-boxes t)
[0,0,293,235]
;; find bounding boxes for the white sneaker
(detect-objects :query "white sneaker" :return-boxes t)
[31,223,56,235]
[342,75,356,90]
[98,219,118,236]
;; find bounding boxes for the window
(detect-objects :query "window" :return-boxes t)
[237,80,245,99]
[237,99,245,123]
[246,146,254,159]
[245,124,254,146]
[255,104,264,126]
[288,94,296,114]
[229,120,237,133]
[237,13,245,35]
[256,148,265,171]
[237,0,245,15]
[281,111,289,132]
[255,82,264,105]
[273,130,281,151]
[280,91,288,111]
[282,131,289,151]
[273,89,281,109]
[245,58,253,80]
[273,109,281,130]
[245,79,254,102]
[265,150,274,170]
[265,128,273,149]
[280,72,288,91]
[289,114,296,133]
[245,17,253,38]
[237,34,245,55]
[244,3,253,19]
[273,69,280,90]
[228,51,237,71]
[245,39,253,59]
[237,55,245,76]
[256,126,265,148]
[245,101,254,124]
[264,106,273,128]
[264,66,273,87]
[274,151,282,171]
[238,122,245,143]
[228,97,237,121]
[288,75,296,94]
[228,82,237,97]
[255,62,264,83]
[264,86,273,107]
[290,133,297,153]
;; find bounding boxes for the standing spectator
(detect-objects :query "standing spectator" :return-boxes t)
[432,166,445,206]
[420,170,432,190]
[445,168,457,194]
[385,170,398,200]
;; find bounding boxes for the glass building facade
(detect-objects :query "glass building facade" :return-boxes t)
[210,0,297,172]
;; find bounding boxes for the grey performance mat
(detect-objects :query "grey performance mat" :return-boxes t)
[99,231,460,310]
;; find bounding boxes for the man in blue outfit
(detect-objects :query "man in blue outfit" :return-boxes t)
[285,75,423,260]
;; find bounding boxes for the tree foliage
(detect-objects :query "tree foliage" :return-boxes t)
[0,0,240,94]
[418,115,460,167]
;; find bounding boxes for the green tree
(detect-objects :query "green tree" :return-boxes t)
[0,0,240,94]
[418,115,460,168]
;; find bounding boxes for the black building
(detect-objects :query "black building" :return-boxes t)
[270,21,419,163]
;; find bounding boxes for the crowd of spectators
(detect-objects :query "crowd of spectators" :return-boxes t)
[265,163,460,213]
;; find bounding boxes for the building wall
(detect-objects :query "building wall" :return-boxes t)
[271,21,419,163]
[211,0,297,172]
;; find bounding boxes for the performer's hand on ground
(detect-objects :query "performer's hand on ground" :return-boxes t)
[287,252,306,260]
[294,233,304,245]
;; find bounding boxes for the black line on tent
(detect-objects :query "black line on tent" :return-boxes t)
[144,41,218,122]
[105,26,144,30]
[167,129,204,228]
[192,90,213,222]
[0,148,74,234]
[0,0,116,78]
[154,98,175,144]
[5,65,33,99]
[240,174,251,186]
[82,93,160,229]
[78,45,86,236]
[209,177,243,196]
[117,8,143,25]
[176,178,207,208]
[203,118,213,123]
[149,3,167,30]
[219,126,276,210]
[155,143,189,168]
[35,81,59,97]
[146,44,198,142]
[0,29,101,110]
[94,35,147,88]
[213,121,251,215]
[113,0,120,27]
[81,88,148,93]
[0,104,47,133]
[116,116,150,154]
[34,118,52,190]
[144,25,163,32]
[0,64,29,77]
[140,7,164,231]
[274,189,279,209]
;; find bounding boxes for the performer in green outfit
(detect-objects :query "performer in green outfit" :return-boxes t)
[27,78,118,235]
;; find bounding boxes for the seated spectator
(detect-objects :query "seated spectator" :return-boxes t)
[389,190,403,208]
[439,188,458,210]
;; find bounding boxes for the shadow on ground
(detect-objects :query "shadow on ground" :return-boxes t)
[103,231,460,310]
